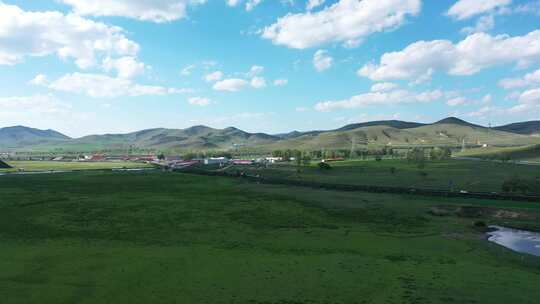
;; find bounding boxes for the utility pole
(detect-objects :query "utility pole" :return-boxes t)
[350,136,356,159]
[461,138,466,152]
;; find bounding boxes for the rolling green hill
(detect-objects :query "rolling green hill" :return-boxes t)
[275,119,426,139]
[494,121,540,135]
[268,118,539,150]
[0,126,70,149]
[18,126,280,152]
[2,117,540,153]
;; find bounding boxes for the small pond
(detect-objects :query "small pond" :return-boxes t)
[487,226,540,257]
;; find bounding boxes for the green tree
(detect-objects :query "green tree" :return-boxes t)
[318,162,332,170]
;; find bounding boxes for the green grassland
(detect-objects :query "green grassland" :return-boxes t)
[1,171,540,303]
[456,144,540,162]
[0,161,153,172]
[225,159,540,194]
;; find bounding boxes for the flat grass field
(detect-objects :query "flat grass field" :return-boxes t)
[226,159,540,193]
[1,171,540,303]
[0,161,153,172]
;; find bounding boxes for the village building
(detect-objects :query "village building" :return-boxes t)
[265,157,283,163]
[204,157,229,165]
[232,159,254,165]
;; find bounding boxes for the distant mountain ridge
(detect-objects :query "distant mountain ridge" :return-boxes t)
[0,126,70,148]
[494,121,540,135]
[276,120,427,139]
[1,118,539,152]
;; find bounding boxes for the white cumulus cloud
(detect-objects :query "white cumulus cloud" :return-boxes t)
[188,96,211,106]
[103,56,146,78]
[205,71,224,82]
[48,73,192,98]
[502,87,540,114]
[313,50,333,72]
[371,82,399,92]
[307,0,325,11]
[447,0,511,20]
[180,65,196,76]
[247,65,264,77]
[59,0,207,23]
[250,77,267,88]
[0,94,72,115]
[499,68,540,89]
[246,0,262,11]
[29,74,49,86]
[314,89,444,112]
[261,0,421,49]
[358,30,540,82]
[273,79,288,86]
[213,78,250,92]
[0,3,139,69]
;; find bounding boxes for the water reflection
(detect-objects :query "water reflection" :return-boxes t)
[487,226,540,257]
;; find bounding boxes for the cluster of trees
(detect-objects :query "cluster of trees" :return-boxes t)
[502,176,540,194]
[407,147,452,162]
[271,148,398,160]
[406,147,452,169]
[429,147,452,160]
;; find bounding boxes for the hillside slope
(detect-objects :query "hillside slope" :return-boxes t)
[268,117,539,150]
[494,121,540,135]
[3,117,540,152]
[0,126,70,149]
[275,120,426,139]
[48,126,280,151]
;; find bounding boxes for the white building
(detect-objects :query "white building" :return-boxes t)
[265,157,283,163]
[204,157,229,165]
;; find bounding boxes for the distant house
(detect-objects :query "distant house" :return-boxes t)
[204,157,229,165]
[0,159,12,169]
[232,160,254,165]
[165,156,183,162]
[265,157,283,163]
[89,154,106,162]
[106,156,124,161]
[171,160,199,169]
[322,158,345,163]
[129,155,158,162]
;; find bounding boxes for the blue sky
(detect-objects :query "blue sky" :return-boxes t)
[0,0,539,137]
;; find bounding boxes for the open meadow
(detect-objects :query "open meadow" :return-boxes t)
[1,170,540,303]
[456,144,540,162]
[0,161,153,172]
[225,159,540,194]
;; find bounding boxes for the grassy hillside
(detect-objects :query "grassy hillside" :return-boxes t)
[24,126,280,152]
[4,118,540,153]
[495,121,540,135]
[457,144,540,162]
[268,122,539,151]
[277,120,427,139]
[0,126,70,149]
[1,171,540,303]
